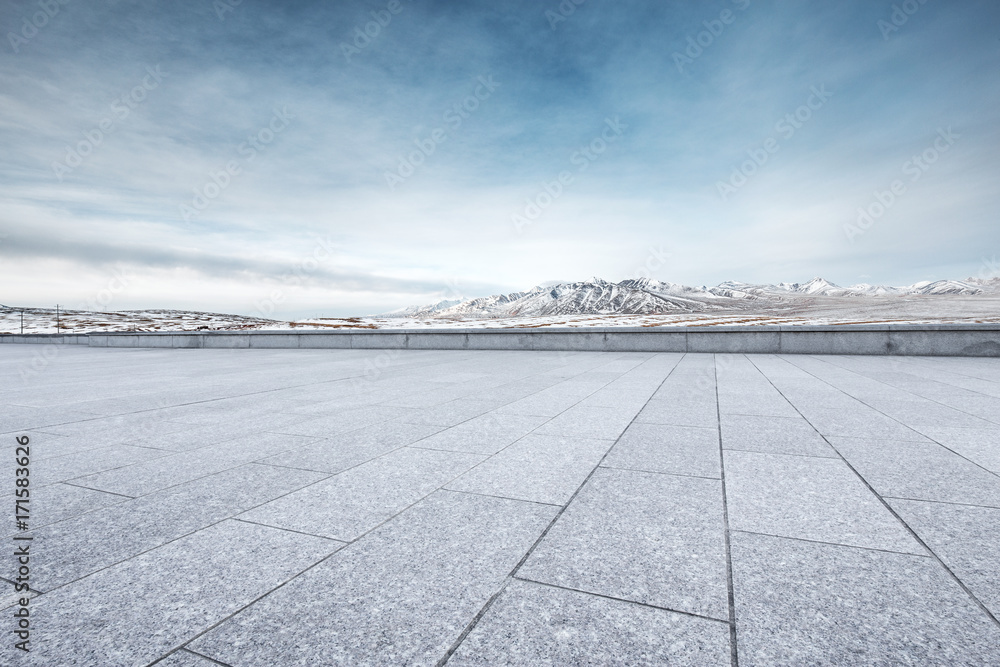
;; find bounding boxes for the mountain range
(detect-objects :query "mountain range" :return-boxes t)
[380,277,998,318]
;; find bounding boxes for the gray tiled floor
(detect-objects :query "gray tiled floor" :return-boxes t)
[2,347,999,665]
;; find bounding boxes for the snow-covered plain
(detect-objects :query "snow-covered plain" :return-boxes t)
[3,277,999,333]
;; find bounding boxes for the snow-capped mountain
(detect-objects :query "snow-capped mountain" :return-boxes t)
[401,279,722,318]
[380,277,990,318]
[379,299,463,318]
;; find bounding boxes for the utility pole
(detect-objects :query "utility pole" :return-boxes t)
[20,309,24,334]
[56,304,60,332]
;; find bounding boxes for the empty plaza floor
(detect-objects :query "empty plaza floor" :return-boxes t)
[2,345,1000,666]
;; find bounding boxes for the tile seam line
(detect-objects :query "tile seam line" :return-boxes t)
[748,355,1000,632]
[824,354,1000,424]
[901,356,1000,385]
[729,528,931,558]
[80,357,637,533]
[145,530,352,667]
[428,355,670,485]
[0,576,43,597]
[31,509,302,596]
[793,354,1000,480]
[832,354,1000,398]
[169,483,559,666]
[229,517,349,543]
[434,351,685,666]
[24,462,337,535]
[437,486,563,509]
[597,463,721,481]
[235,451,499,546]
[717,446,838,460]
[32,463,364,593]
[396,352,642,451]
[58,432,327,500]
[811,352,1000,426]
[8,370,393,430]
[716,354,740,667]
[59,481,136,499]
[169,478,491,665]
[147,647,235,667]
[881,495,1000,511]
[510,576,732,624]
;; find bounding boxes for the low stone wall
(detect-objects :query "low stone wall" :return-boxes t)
[2,325,999,356]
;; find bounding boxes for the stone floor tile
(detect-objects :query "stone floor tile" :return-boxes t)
[258,420,443,474]
[602,423,720,478]
[446,434,612,505]
[239,446,483,540]
[519,467,729,620]
[731,531,1000,666]
[534,405,635,440]
[720,414,836,458]
[189,490,556,666]
[831,436,1000,508]
[70,431,318,497]
[412,413,548,455]
[449,579,731,666]
[889,498,1000,618]
[725,450,922,554]
[0,520,340,667]
[11,463,328,590]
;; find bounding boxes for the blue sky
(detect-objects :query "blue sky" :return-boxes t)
[1,0,998,318]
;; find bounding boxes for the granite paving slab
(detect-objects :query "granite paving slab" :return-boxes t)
[445,433,613,505]
[889,498,1000,618]
[69,431,319,497]
[602,423,720,478]
[2,348,998,664]
[731,531,1000,665]
[449,579,732,666]
[633,398,719,428]
[189,490,556,666]
[519,467,729,620]
[725,450,923,554]
[258,420,444,473]
[239,446,484,540]
[534,405,636,440]
[0,520,340,666]
[830,436,1000,508]
[720,414,836,458]
[10,463,328,590]
[411,412,549,455]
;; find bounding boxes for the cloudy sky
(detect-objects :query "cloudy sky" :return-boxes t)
[1,0,998,318]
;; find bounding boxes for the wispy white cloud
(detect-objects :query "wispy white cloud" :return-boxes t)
[1,0,998,316]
